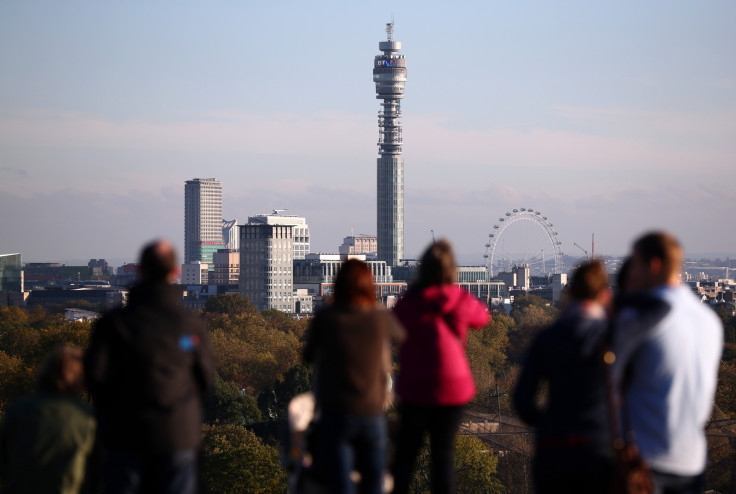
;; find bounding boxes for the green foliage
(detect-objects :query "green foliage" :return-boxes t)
[0,350,34,411]
[208,312,302,395]
[507,298,558,363]
[204,294,255,315]
[406,434,503,493]
[261,309,309,340]
[201,423,287,494]
[206,374,263,426]
[257,364,312,421]
[455,435,505,494]
[0,306,92,413]
[467,314,512,403]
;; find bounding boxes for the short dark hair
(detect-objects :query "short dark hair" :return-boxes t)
[568,259,608,301]
[416,239,457,289]
[139,240,177,282]
[633,231,683,280]
[334,259,375,306]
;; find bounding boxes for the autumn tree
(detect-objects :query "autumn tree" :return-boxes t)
[507,296,558,363]
[205,374,263,426]
[201,423,287,493]
[467,313,512,404]
[204,294,255,315]
[404,435,504,493]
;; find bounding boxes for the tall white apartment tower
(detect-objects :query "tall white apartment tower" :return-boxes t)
[373,21,407,267]
[184,178,225,264]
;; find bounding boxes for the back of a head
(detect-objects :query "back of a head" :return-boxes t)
[37,345,84,395]
[633,231,683,283]
[334,259,375,307]
[417,239,456,289]
[568,259,608,302]
[139,239,177,283]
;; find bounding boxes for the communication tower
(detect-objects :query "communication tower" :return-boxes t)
[373,21,407,267]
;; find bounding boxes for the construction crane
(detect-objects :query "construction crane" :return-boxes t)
[573,243,589,259]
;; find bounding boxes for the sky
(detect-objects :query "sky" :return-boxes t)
[1,1,734,267]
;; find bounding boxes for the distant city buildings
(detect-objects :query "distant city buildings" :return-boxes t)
[0,253,25,306]
[184,178,225,265]
[294,253,406,308]
[181,261,209,285]
[88,259,111,278]
[339,234,378,256]
[211,249,240,285]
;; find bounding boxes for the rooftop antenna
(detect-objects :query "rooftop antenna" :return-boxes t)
[592,233,595,258]
[386,16,394,41]
[431,229,435,242]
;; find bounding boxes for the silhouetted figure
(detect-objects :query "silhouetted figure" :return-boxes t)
[85,240,214,494]
[513,259,613,493]
[303,259,404,494]
[391,239,490,494]
[611,232,723,493]
[0,345,97,494]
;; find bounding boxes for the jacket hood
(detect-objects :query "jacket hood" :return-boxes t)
[417,284,464,315]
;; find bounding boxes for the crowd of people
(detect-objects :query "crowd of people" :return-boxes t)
[0,230,725,494]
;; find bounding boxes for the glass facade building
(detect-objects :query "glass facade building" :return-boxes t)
[0,253,22,292]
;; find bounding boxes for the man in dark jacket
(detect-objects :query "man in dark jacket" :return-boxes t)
[513,259,613,494]
[85,240,214,494]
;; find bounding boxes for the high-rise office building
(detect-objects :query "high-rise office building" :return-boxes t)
[373,21,407,267]
[239,223,294,312]
[184,178,225,264]
[247,211,310,260]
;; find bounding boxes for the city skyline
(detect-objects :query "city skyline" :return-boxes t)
[1,2,735,264]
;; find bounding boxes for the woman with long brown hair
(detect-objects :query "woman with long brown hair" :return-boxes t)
[303,259,403,494]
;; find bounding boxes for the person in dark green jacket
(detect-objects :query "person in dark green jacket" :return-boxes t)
[0,345,97,494]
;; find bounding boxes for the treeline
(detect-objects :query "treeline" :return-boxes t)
[1,294,734,493]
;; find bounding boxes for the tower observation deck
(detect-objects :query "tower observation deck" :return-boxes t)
[373,21,407,267]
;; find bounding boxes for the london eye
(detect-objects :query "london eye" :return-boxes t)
[483,208,564,277]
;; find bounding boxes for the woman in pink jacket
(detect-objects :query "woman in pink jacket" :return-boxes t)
[391,239,491,494]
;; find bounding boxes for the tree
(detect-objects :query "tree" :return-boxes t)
[257,364,312,421]
[201,423,287,493]
[467,315,511,403]
[261,309,309,341]
[404,435,504,493]
[508,299,558,363]
[0,351,33,412]
[204,294,255,315]
[716,360,736,418]
[208,312,302,395]
[205,374,263,426]
[455,435,505,494]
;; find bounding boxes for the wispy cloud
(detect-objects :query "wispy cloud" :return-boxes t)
[0,167,29,178]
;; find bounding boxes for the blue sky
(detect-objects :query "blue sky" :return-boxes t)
[1,1,734,266]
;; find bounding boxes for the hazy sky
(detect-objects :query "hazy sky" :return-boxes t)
[1,1,734,266]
